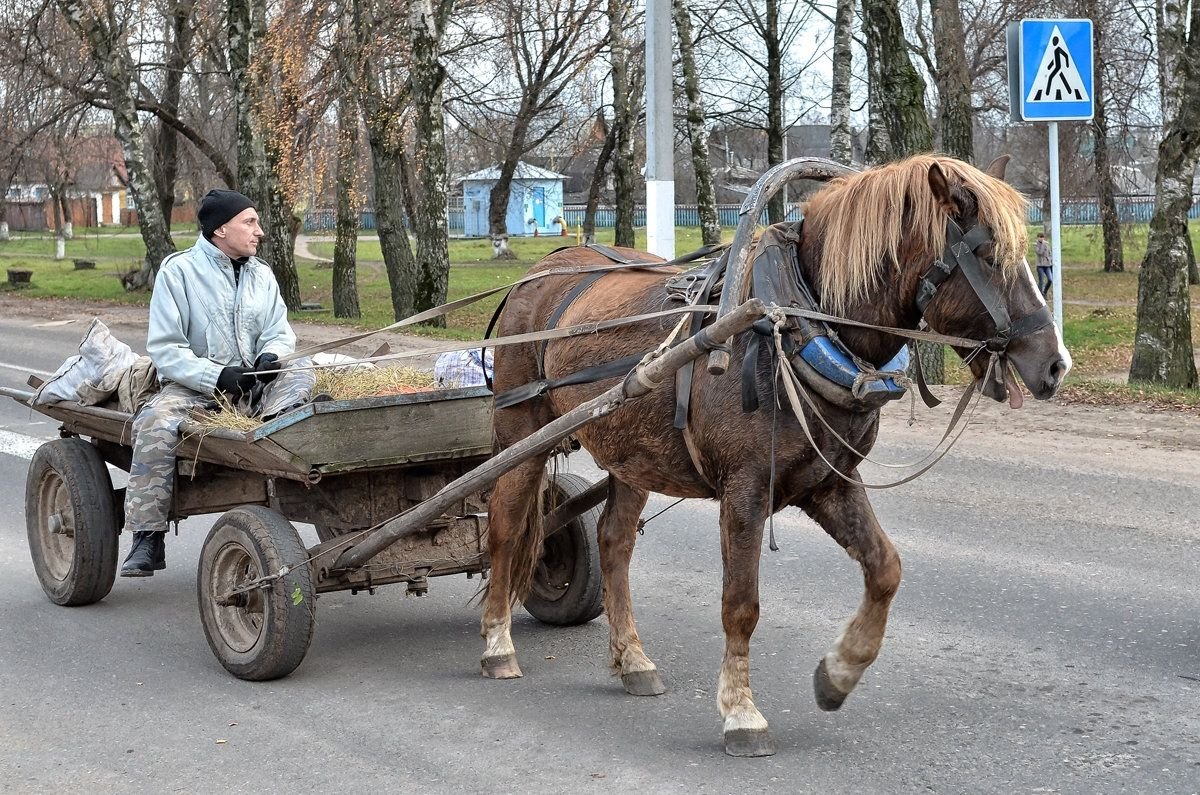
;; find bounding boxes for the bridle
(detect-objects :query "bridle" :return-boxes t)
[916,219,1054,357]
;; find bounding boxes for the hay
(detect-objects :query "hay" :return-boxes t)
[313,366,436,401]
[190,391,263,432]
[193,366,437,430]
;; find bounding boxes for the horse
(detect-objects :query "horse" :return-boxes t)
[478,154,1071,757]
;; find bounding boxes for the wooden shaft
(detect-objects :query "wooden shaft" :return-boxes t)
[331,298,766,571]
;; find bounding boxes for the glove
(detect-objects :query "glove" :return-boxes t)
[216,365,257,397]
[254,352,282,383]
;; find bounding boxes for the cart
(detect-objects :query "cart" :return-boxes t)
[1,298,767,682]
[2,379,607,681]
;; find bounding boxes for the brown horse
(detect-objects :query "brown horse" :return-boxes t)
[479,155,1071,756]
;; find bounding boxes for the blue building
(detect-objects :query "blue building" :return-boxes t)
[460,162,566,237]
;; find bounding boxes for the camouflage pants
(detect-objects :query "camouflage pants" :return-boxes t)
[123,360,315,534]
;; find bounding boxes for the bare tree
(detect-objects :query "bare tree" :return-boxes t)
[608,0,638,247]
[1088,0,1123,273]
[332,2,361,319]
[447,0,604,258]
[828,0,854,164]
[928,0,972,160]
[1129,0,1200,387]
[674,0,721,246]
[55,0,175,285]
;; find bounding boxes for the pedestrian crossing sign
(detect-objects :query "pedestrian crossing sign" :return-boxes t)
[1015,19,1094,121]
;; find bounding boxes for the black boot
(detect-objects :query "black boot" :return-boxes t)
[120,532,166,577]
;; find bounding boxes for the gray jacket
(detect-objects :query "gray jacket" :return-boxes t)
[147,235,296,394]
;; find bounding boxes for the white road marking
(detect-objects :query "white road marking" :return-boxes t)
[0,429,45,460]
[0,360,54,378]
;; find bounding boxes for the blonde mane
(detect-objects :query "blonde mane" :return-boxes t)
[804,154,1029,314]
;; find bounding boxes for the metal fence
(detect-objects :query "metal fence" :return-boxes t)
[304,195,1200,234]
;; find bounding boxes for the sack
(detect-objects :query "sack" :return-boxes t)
[34,319,139,407]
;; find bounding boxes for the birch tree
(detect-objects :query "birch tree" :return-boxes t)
[674,0,721,246]
[929,0,972,160]
[608,0,638,248]
[1089,0,1123,274]
[56,0,175,285]
[828,0,854,164]
[1129,0,1200,387]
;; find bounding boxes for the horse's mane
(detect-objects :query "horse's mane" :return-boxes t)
[804,154,1029,314]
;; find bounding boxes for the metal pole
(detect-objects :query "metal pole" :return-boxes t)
[645,0,675,259]
[1048,121,1063,331]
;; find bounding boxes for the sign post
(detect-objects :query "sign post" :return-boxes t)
[1007,18,1094,332]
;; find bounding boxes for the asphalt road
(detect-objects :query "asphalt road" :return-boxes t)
[0,315,1198,794]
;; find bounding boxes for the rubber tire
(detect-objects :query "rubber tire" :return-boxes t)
[197,505,316,681]
[523,472,605,626]
[25,438,119,606]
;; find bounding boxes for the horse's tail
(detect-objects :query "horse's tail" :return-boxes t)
[477,458,548,608]
[506,470,547,606]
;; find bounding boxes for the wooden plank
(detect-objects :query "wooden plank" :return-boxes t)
[262,389,494,470]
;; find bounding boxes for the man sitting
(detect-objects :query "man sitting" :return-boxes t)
[121,189,312,577]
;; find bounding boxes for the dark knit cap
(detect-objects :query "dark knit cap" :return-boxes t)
[198,189,255,239]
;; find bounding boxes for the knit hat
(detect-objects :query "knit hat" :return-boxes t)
[198,189,256,240]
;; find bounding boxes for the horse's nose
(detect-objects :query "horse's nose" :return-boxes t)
[1045,356,1069,393]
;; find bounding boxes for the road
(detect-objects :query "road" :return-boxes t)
[1,313,1198,794]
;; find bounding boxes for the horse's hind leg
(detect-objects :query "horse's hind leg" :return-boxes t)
[802,478,902,711]
[480,454,551,680]
[597,477,663,695]
[714,484,775,757]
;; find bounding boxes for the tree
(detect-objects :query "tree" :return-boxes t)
[1129,0,1200,387]
[55,0,175,285]
[608,0,638,248]
[674,0,721,246]
[1088,0,1123,273]
[861,0,941,383]
[448,0,603,258]
[332,3,361,319]
[928,0,972,160]
[406,0,455,317]
[828,0,854,165]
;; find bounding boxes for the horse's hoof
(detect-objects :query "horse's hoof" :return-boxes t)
[724,728,776,757]
[813,658,849,712]
[481,654,523,679]
[621,669,666,696]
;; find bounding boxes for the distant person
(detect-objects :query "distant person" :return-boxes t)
[121,189,313,577]
[1035,232,1053,297]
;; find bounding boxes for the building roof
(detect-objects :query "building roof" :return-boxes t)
[460,161,567,183]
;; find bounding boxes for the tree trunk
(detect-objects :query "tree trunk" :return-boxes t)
[405,0,451,319]
[1129,0,1199,387]
[154,0,195,227]
[333,92,361,319]
[1088,0,1123,273]
[583,115,616,245]
[862,0,933,159]
[930,0,972,161]
[608,0,636,248]
[862,0,938,382]
[228,0,300,309]
[370,136,421,320]
[829,0,854,165]
[765,0,785,223]
[674,0,721,246]
[58,0,174,289]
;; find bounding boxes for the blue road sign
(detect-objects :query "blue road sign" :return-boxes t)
[1017,19,1094,121]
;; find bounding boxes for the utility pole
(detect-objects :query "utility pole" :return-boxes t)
[645,0,675,258]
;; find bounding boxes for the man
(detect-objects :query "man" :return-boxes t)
[121,189,313,577]
[1035,232,1053,297]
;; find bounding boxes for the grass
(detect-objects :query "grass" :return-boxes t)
[5,220,1200,407]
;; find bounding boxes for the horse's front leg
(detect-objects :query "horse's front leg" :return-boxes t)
[802,477,902,711]
[717,485,774,757]
[597,477,663,695]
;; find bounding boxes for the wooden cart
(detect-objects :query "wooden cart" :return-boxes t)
[2,380,606,681]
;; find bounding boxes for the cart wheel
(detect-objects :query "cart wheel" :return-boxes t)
[524,472,604,626]
[197,506,315,681]
[25,438,119,606]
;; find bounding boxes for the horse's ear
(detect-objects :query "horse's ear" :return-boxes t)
[927,163,955,213]
[984,155,1011,180]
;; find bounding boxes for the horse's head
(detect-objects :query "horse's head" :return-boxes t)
[917,155,1071,405]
